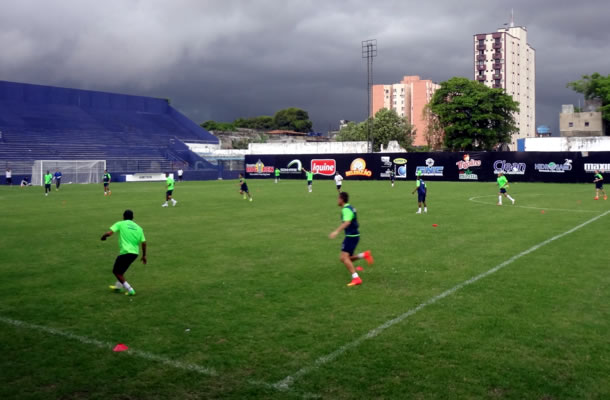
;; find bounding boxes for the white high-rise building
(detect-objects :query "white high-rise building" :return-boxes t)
[474,19,535,149]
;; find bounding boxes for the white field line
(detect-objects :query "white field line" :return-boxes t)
[0,316,217,376]
[272,210,610,391]
[468,194,599,213]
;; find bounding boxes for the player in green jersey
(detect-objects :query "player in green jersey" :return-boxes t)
[593,170,607,200]
[101,209,147,296]
[44,170,53,196]
[302,168,314,192]
[274,168,280,184]
[238,173,253,201]
[329,192,374,287]
[497,172,515,206]
[162,172,177,207]
[103,170,111,196]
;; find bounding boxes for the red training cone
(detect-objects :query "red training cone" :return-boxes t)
[432,224,438,227]
[113,343,129,352]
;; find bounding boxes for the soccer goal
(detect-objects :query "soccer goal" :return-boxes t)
[32,160,106,185]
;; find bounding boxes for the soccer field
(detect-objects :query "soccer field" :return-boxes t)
[0,179,609,399]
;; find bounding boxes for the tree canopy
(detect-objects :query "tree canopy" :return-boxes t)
[335,108,414,151]
[428,77,519,151]
[201,108,313,133]
[567,73,610,130]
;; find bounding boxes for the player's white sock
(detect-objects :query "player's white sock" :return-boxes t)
[507,195,514,201]
[357,252,364,259]
[351,273,359,279]
[424,207,427,213]
[171,199,177,204]
[418,207,421,213]
[115,281,124,289]
[122,281,133,291]
[498,195,502,204]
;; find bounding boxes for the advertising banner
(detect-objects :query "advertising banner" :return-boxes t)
[245,151,610,183]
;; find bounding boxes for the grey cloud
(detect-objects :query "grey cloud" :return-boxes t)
[1,0,609,135]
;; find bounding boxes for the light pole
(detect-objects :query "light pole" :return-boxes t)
[362,39,377,153]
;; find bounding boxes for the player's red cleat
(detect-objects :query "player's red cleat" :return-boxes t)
[363,250,374,265]
[347,277,362,287]
[605,195,608,200]
[594,197,599,200]
[356,266,364,272]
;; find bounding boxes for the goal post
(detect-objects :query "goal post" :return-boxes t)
[32,160,106,185]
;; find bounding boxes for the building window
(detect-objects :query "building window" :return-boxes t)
[585,122,590,127]
[569,122,574,127]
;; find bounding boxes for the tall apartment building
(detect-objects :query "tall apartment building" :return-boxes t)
[474,22,535,149]
[372,75,440,147]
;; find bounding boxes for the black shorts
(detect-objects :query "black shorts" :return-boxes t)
[500,188,507,194]
[596,182,603,189]
[167,190,173,196]
[6,177,11,184]
[45,184,51,190]
[113,253,138,275]
[418,193,426,202]
[241,185,248,193]
[341,236,360,256]
[307,180,312,186]
[104,182,109,187]
[336,184,342,190]
[391,177,395,182]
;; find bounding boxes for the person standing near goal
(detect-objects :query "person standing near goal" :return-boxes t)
[54,169,62,191]
[5,168,12,186]
[334,172,343,193]
[101,209,146,296]
[44,170,53,196]
[103,170,111,196]
[162,172,177,207]
[177,168,184,182]
[497,172,515,206]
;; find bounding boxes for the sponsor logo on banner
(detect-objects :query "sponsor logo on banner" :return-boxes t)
[280,159,303,174]
[311,159,336,175]
[346,158,372,177]
[380,156,407,178]
[416,158,444,176]
[380,156,392,168]
[535,159,573,173]
[584,163,610,172]
[457,154,481,180]
[494,160,526,175]
[393,158,407,165]
[246,159,274,176]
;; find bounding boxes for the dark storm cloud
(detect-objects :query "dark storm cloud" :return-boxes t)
[1,0,609,134]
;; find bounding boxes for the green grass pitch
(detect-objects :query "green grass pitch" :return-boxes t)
[0,179,609,399]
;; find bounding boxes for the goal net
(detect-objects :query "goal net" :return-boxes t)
[32,160,106,186]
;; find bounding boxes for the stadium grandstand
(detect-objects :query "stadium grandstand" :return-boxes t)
[0,80,235,183]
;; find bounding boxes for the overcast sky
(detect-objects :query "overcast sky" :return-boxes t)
[1,0,609,135]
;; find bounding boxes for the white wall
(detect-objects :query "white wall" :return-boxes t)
[524,137,610,152]
[248,141,370,154]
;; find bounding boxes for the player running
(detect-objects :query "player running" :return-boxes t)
[44,170,53,196]
[274,168,280,184]
[329,192,374,287]
[162,172,178,207]
[101,209,147,296]
[334,172,343,193]
[239,173,253,201]
[54,170,62,191]
[412,175,428,214]
[103,170,111,196]
[302,168,314,192]
[593,170,607,200]
[497,172,515,205]
[390,169,395,187]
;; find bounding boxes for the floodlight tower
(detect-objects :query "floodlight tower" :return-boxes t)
[362,39,377,153]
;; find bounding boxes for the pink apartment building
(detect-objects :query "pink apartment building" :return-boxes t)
[372,75,440,147]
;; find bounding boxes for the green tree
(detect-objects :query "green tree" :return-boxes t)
[567,73,610,130]
[429,77,519,151]
[273,108,313,132]
[335,109,414,151]
[422,104,444,150]
[201,120,235,132]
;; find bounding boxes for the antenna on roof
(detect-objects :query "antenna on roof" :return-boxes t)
[510,9,515,27]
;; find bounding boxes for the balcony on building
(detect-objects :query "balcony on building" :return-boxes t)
[493,52,502,59]
[493,43,502,49]
[493,83,502,89]
[493,74,502,80]
[477,55,486,61]
[477,75,486,81]
[477,44,486,51]
[493,63,502,70]
[477,65,486,71]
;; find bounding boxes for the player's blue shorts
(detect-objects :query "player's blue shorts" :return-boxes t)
[342,236,360,256]
[241,184,249,192]
[418,193,426,202]
[104,182,109,187]
[166,190,173,196]
[596,182,603,189]
[500,188,507,194]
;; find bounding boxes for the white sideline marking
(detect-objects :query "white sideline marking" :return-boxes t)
[469,194,599,213]
[273,210,610,391]
[0,316,217,377]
